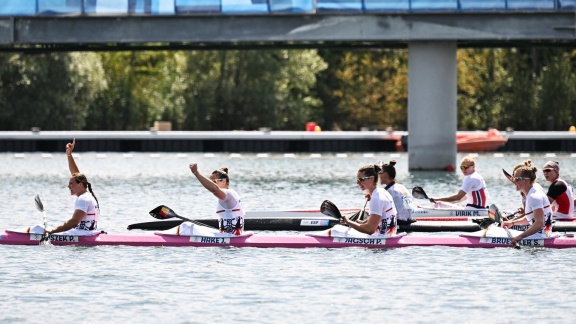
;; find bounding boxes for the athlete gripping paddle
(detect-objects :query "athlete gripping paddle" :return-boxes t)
[341,164,398,236]
[502,160,554,245]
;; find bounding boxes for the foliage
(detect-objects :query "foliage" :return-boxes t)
[0,48,575,132]
[0,52,105,130]
[181,49,326,130]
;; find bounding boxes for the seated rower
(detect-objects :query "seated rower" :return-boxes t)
[188,163,245,235]
[429,156,488,210]
[47,138,100,235]
[542,161,574,220]
[502,160,554,244]
[378,160,415,224]
[341,164,397,236]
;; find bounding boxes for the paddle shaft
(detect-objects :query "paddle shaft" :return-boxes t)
[34,195,51,244]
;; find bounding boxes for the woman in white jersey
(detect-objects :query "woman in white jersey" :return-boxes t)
[341,164,398,236]
[47,138,100,234]
[503,160,553,244]
[429,156,488,210]
[378,160,415,224]
[189,163,245,235]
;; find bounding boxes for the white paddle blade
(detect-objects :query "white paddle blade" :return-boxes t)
[34,194,44,212]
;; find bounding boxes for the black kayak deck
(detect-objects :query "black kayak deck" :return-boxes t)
[128,218,576,233]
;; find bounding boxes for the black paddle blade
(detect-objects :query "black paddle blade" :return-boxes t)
[128,220,185,231]
[149,205,177,220]
[34,194,44,212]
[472,217,495,229]
[412,186,429,200]
[320,200,342,219]
[488,204,503,224]
[502,169,514,183]
[349,210,369,222]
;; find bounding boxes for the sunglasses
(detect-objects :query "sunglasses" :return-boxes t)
[211,178,226,183]
[512,176,529,183]
[543,169,554,173]
[357,176,373,182]
[460,165,474,171]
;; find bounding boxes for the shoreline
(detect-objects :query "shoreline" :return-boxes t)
[0,130,575,152]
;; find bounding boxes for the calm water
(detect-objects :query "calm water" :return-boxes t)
[1,152,576,323]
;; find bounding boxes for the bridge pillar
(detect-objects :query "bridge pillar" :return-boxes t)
[407,41,457,171]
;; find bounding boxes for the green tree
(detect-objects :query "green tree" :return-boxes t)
[181,49,326,130]
[0,52,105,130]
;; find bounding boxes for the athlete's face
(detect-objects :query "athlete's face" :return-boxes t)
[357,172,375,194]
[68,177,84,196]
[512,171,530,192]
[210,173,228,188]
[542,168,557,183]
[460,163,475,176]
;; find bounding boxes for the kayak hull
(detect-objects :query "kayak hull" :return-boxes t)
[1,231,575,249]
[128,217,576,233]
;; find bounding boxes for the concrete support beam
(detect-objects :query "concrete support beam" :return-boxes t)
[408,41,457,171]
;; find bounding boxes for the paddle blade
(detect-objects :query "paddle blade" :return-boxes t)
[320,200,342,219]
[502,169,514,183]
[488,204,503,224]
[349,210,369,222]
[149,205,177,220]
[412,186,429,200]
[34,194,44,212]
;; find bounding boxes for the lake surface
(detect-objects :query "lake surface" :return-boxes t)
[1,152,575,323]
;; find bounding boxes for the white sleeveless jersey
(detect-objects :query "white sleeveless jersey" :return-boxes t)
[369,187,397,236]
[215,189,245,235]
[385,182,414,221]
[74,192,100,231]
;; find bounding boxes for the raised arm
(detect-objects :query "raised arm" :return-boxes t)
[66,138,80,175]
[189,163,226,200]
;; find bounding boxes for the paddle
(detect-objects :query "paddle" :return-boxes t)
[502,169,514,184]
[128,219,185,231]
[34,194,51,245]
[149,205,218,229]
[350,197,369,222]
[320,200,342,219]
[412,186,430,200]
[489,204,520,249]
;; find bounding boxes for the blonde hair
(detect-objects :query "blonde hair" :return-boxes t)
[514,160,537,183]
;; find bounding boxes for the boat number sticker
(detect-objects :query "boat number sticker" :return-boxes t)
[300,219,330,226]
[480,237,545,247]
[333,237,387,245]
[30,234,79,242]
[189,236,231,244]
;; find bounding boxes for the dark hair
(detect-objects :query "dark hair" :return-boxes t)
[71,173,100,210]
[515,160,537,183]
[212,167,230,183]
[380,160,397,179]
[358,164,381,185]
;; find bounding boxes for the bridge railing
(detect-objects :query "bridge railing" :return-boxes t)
[0,0,571,16]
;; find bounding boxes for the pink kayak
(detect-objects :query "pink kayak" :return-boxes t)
[1,230,575,249]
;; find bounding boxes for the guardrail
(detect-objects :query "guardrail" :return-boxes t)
[0,0,572,16]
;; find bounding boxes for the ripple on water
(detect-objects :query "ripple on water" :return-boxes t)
[2,153,576,322]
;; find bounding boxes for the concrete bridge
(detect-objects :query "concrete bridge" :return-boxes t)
[0,0,574,169]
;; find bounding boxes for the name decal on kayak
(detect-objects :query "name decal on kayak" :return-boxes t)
[30,234,79,242]
[300,219,330,226]
[334,237,386,245]
[480,237,544,246]
[450,210,481,216]
[189,236,231,244]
